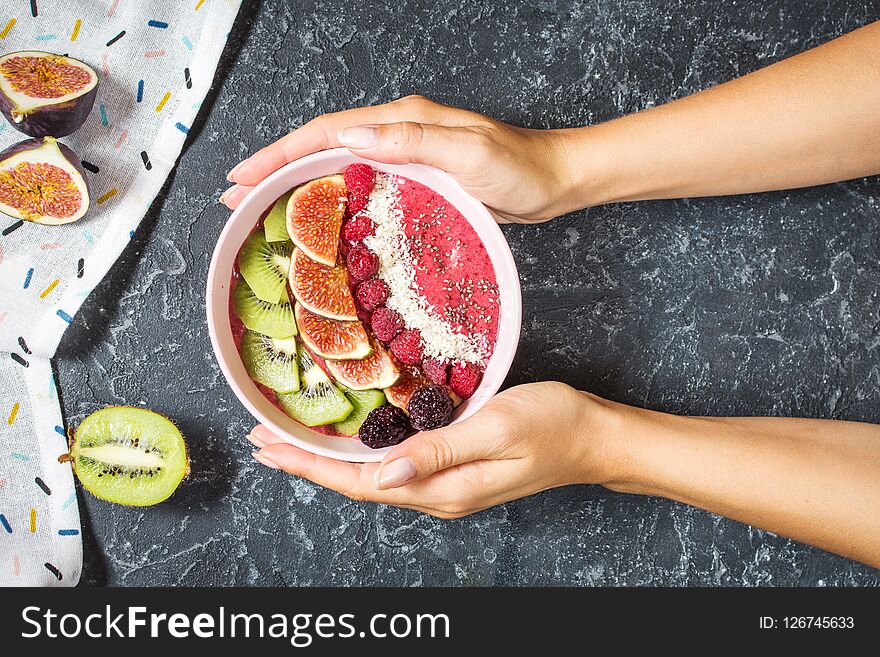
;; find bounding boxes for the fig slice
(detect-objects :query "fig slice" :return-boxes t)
[325,339,400,391]
[286,175,346,266]
[288,247,358,321]
[0,136,89,224]
[295,302,371,361]
[0,51,98,137]
[383,365,428,411]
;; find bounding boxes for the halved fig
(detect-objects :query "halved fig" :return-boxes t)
[325,339,399,391]
[0,51,98,137]
[295,302,371,360]
[0,136,89,224]
[286,175,346,266]
[384,365,427,411]
[289,247,358,320]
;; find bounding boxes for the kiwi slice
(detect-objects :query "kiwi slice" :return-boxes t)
[233,279,297,339]
[333,388,386,436]
[238,230,291,303]
[240,329,300,393]
[276,343,353,426]
[62,407,189,506]
[264,191,292,243]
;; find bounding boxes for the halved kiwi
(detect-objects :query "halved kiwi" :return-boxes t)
[276,342,353,426]
[61,407,189,506]
[233,279,296,339]
[333,388,386,436]
[264,191,292,243]
[238,230,291,303]
[240,329,300,393]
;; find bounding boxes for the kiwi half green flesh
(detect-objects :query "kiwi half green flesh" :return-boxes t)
[66,407,189,506]
[276,343,353,426]
[333,388,386,436]
[233,279,297,339]
[264,191,292,243]
[240,329,300,393]
[238,230,291,303]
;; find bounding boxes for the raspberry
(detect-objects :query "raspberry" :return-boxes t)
[407,385,453,431]
[359,406,410,448]
[371,307,404,342]
[449,361,482,399]
[348,194,369,215]
[343,163,375,197]
[356,278,390,311]
[421,357,449,385]
[342,214,374,243]
[346,245,379,282]
[390,329,423,365]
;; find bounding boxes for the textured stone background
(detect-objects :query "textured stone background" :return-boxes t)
[58,0,880,585]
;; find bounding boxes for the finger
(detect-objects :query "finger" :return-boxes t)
[246,424,291,449]
[219,184,252,209]
[228,97,475,186]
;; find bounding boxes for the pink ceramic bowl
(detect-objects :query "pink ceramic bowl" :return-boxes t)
[206,148,522,462]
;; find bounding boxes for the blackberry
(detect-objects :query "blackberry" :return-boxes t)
[407,385,453,431]
[359,406,411,448]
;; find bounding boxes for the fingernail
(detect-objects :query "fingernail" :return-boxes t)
[226,161,244,182]
[219,185,235,204]
[252,451,280,470]
[338,125,379,149]
[375,457,417,490]
[246,432,265,449]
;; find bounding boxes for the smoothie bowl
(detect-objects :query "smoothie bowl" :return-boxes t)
[207,148,521,462]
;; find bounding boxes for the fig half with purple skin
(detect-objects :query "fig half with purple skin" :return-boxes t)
[0,51,98,137]
[0,136,90,225]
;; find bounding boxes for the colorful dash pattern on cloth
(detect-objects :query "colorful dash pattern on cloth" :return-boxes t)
[0,1,242,586]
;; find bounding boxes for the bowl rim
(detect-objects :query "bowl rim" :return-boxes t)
[206,148,522,462]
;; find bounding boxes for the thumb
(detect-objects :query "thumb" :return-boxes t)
[373,417,499,490]
[337,122,477,170]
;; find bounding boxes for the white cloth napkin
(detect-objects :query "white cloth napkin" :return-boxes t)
[0,0,241,586]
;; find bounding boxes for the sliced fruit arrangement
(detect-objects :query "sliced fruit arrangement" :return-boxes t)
[233,280,296,339]
[286,175,346,266]
[333,388,386,436]
[0,51,98,137]
[264,190,292,243]
[295,302,371,360]
[0,136,89,224]
[60,407,189,507]
[277,343,353,426]
[240,329,300,393]
[238,230,292,303]
[289,247,357,320]
[325,338,399,391]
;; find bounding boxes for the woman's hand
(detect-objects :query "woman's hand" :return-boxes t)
[248,382,617,518]
[221,96,576,224]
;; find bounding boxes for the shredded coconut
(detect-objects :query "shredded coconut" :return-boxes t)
[363,173,488,364]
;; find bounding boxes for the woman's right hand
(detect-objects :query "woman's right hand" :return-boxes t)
[222,95,578,224]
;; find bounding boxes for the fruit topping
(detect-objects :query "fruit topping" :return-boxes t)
[341,213,374,243]
[449,361,483,399]
[233,279,296,339]
[343,163,375,197]
[289,247,358,320]
[263,191,292,242]
[390,328,423,365]
[421,357,450,386]
[0,136,88,224]
[62,407,189,507]
[407,385,454,431]
[0,51,98,137]
[383,365,427,411]
[355,278,390,311]
[286,175,346,266]
[346,245,379,281]
[370,307,404,342]
[348,194,369,215]
[325,338,400,391]
[294,302,371,360]
[358,406,410,449]
[238,230,291,303]
[333,388,386,437]
[276,343,353,426]
[240,329,301,393]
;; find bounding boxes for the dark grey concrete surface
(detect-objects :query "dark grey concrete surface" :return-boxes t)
[57,0,879,585]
